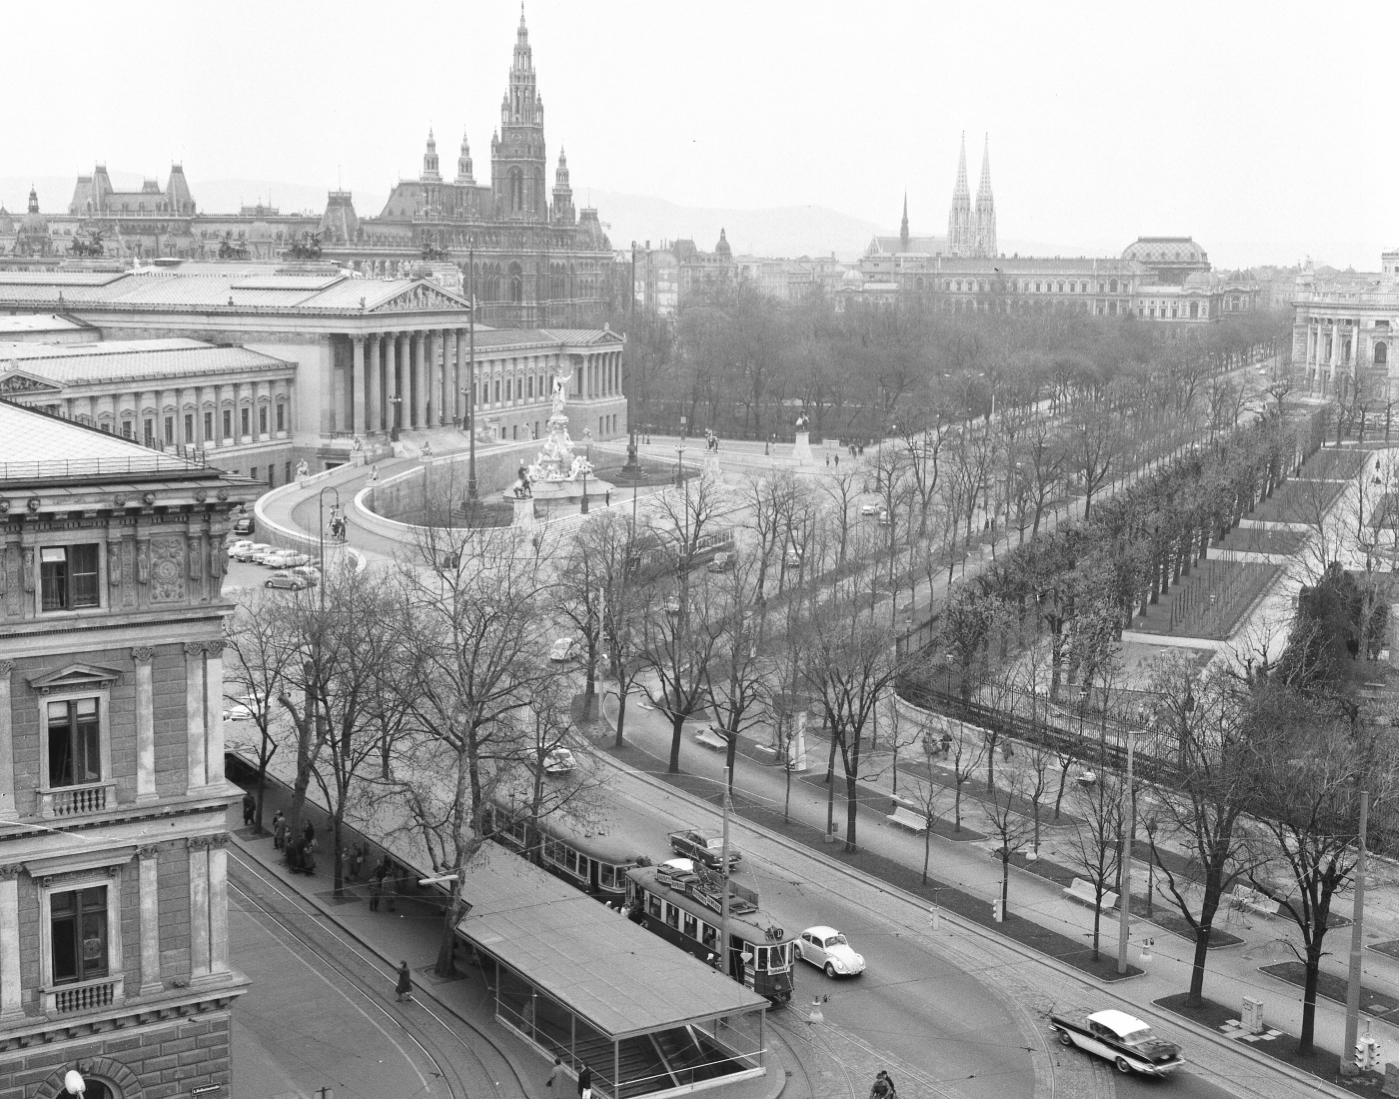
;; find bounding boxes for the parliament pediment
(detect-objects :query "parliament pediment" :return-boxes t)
[0,366,62,395]
[370,282,470,314]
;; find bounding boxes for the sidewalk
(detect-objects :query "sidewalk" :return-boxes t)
[600,685,1394,1094]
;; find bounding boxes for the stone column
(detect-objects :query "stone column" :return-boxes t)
[0,865,20,1019]
[132,647,157,803]
[427,330,441,426]
[209,835,230,974]
[0,662,13,821]
[455,330,466,423]
[184,642,207,790]
[137,845,162,994]
[352,335,366,437]
[368,335,382,434]
[187,837,212,982]
[398,332,411,429]
[204,641,224,786]
[439,328,451,424]
[413,333,428,428]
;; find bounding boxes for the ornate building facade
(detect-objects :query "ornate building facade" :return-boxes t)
[1292,253,1399,400]
[0,402,255,1098]
[9,14,613,330]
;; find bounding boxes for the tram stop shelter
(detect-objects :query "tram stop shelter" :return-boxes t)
[456,849,770,1099]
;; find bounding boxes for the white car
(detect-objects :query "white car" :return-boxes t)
[542,747,576,775]
[223,699,256,722]
[1050,1010,1184,1076]
[280,551,312,568]
[227,539,255,559]
[860,503,881,517]
[549,637,580,662]
[261,549,298,568]
[289,565,321,586]
[235,542,272,563]
[797,925,866,977]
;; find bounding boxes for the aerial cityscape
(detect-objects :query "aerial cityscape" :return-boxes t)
[0,4,1396,1099]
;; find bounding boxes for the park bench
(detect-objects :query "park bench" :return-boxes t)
[886,805,928,833]
[1230,884,1280,918]
[693,727,729,751]
[1064,877,1118,912]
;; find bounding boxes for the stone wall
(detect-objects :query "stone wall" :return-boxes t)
[0,1009,232,1099]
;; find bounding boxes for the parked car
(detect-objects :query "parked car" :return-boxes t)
[222,699,256,722]
[279,551,312,568]
[549,637,580,662]
[227,539,255,559]
[289,565,321,586]
[1049,1010,1184,1076]
[233,514,255,536]
[860,503,881,517]
[265,571,310,590]
[797,926,866,977]
[235,542,272,563]
[260,550,296,568]
[542,747,576,775]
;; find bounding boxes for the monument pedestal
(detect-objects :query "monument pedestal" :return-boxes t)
[511,495,536,529]
[792,431,814,466]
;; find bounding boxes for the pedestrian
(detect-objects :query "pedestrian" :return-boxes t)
[368,870,384,912]
[241,791,255,827]
[272,810,286,850]
[871,1071,895,1099]
[834,454,840,468]
[546,1058,565,1092]
[577,1065,592,1099]
[350,842,365,881]
[825,455,830,468]
[395,960,413,1002]
[605,489,611,506]
[303,819,315,844]
[370,464,379,483]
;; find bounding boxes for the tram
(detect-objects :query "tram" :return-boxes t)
[625,864,795,1005]
[484,801,646,905]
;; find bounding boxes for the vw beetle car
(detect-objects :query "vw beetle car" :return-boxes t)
[797,926,866,977]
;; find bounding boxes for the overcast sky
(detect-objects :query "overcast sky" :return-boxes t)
[5,0,1393,270]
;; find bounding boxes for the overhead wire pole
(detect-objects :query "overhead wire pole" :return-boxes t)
[720,764,732,980]
[1116,728,1135,975]
[467,237,478,502]
[1342,788,1370,1076]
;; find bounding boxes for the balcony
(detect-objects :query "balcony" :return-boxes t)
[44,975,123,1016]
[39,781,115,819]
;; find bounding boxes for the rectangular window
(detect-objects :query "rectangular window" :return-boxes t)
[204,411,213,440]
[222,410,232,439]
[120,422,132,439]
[47,698,101,787]
[276,403,285,431]
[494,380,501,403]
[682,913,697,939]
[184,414,194,441]
[528,376,534,399]
[647,892,662,919]
[50,885,108,984]
[284,462,292,484]
[240,408,250,436]
[250,466,258,482]
[164,417,174,444]
[40,544,100,611]
[143,419,154,445]
[259,406,268,434]
[664,902,680,929]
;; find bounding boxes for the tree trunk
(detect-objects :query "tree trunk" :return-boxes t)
[1186,923,1212,1007]
[436,891,464,978]
[331,817,345,899]
[614,686,628,749]
[667,707,686,774]
[1298,941,1324,1055]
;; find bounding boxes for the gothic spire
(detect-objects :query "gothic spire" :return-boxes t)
[947,132,974,257]
[900,191,909,251]
[974,134,996,258]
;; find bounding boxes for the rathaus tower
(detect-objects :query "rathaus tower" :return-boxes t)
[947,134,996,258]
[492,11,548,220]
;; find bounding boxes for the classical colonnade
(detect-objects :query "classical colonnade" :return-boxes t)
[57,376,294,450]
[344,329,623,437]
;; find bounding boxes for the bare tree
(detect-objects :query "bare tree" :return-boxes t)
[223,593,295,834]
[982,772,1034,919]
[1063,772,1123,961]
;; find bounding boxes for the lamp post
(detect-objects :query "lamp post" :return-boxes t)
[317,486,340,614]
[388,395,402,443]
[1116,728,1136,975]
[580,466,590,514]
[467,237,478,502]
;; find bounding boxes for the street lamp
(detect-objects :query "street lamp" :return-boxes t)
[466,237,478,501]
[388,395,403,442]
[580,465,590,514]
[317,486,340,612]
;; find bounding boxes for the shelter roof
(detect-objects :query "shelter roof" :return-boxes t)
[457,849,766,1039]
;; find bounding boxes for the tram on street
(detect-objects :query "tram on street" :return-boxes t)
[485,801,646,904]
[625,863,795,1005]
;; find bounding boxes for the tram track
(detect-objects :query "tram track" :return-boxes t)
[227,843,528,1099]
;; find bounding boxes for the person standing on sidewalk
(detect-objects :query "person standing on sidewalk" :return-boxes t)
[577,1065,592,1099]
[368,869,384,912]
[242,792,256,827]
[545,1058,565,1093]
[271,810,286,850]
[395,961,413,1002]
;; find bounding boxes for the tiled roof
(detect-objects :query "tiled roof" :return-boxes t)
[538,328,623,345]
[0,339,292,385]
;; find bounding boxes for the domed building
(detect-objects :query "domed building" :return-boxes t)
[12,187,53,257]
[1122,237,1210,284]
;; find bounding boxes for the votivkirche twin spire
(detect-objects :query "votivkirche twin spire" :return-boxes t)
[946,133,996,258]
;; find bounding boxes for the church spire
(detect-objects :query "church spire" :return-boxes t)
[422,128,441,182]
[456,131,475,184]
[947,132,974,257]
[974,134,996,258]
[900,191,909,251]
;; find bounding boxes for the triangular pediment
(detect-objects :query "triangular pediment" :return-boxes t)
[0,366,62,396]
[368,281,470,314]
[28,662,123,693]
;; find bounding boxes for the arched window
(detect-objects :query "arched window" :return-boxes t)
[1189,301,1199,319]
[509,167,524,212]
[1109,279,1118,293]
[1376,342,1388,366]
[509,262,524,304]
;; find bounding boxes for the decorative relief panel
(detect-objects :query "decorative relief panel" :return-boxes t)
[149,537,186,603]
